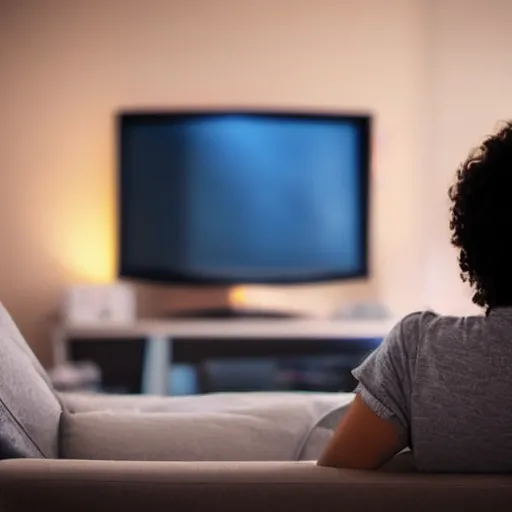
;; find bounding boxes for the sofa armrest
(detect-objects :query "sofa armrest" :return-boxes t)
[1,459,512,512]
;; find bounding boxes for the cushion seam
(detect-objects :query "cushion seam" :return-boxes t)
[0,397,46,458]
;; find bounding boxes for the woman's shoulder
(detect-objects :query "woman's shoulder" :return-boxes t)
[392,309,499,359]
[396,309,487,335]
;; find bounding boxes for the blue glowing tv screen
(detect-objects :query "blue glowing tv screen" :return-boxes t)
[118,111,370,284]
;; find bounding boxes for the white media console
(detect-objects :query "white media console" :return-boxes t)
[53,317,397,395]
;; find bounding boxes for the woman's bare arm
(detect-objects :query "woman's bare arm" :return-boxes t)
[317,394,406,470]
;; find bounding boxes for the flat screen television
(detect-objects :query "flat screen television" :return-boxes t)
[118,111,370,285]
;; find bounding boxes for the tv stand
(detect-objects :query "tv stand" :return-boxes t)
[54,317,397,395]
[169,308,302,320]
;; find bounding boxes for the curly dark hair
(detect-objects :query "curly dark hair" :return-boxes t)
[449,122,512,313]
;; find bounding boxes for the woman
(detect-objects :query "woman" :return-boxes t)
[318,123,512,472]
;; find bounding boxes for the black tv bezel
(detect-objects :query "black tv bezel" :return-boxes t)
[117,109,371,285]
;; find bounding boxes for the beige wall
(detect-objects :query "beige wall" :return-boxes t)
[4,0,503,365]
[424,0,512,315]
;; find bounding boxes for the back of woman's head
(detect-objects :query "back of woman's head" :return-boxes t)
[449,122,512,313]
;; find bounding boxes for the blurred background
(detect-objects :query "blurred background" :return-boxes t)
[1,0,511,393]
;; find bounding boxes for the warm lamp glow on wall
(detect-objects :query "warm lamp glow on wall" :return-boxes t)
[66,233,115,283]
[54,196,116,284]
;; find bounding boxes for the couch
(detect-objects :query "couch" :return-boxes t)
[1,303,512,511]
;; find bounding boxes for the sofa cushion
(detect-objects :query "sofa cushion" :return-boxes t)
[0,303,61,458]
[60,390,351,415]
[60,393,353,461]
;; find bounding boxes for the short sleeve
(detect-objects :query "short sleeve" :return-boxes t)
[352,312,420,445]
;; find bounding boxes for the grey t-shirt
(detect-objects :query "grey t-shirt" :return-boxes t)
[353,308,512,473]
